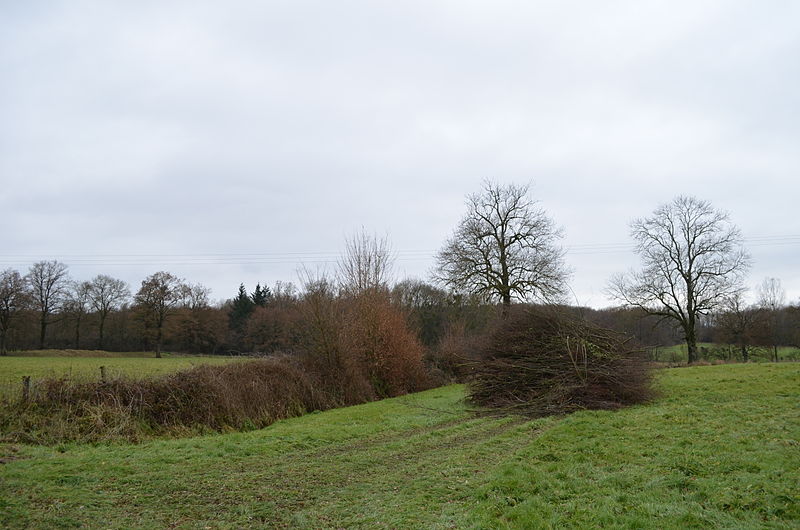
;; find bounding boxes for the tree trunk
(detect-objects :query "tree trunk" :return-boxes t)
[74,315,81,349]
[741,342,749,363]
[98,315,105,350]
[773,345,779,363]
[155,325,163,358]
[0,332,6,355]
[501,293,511,319]
[39,316,47,350]
[685,327,698,364]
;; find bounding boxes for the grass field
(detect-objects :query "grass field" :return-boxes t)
[653,342,800,362]
[4,350,168,358]
[0,352,240,397]
[1,363,797,528]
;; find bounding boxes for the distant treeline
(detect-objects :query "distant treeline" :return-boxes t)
[1,261,798,361]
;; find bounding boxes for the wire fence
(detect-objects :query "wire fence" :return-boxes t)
[0,365,127,403]
[1,377,41,402]
[0,352,279,405]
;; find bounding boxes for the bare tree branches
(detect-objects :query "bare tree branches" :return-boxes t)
[64,281,91,349]
[135,271,185,358]
[338,229,395,296]
[435,180,569,313]
[27,260,71,349]
[716,289,759,362]
[757,277,786,361]
[180,283,211,310]
[608,196,750,363]
[0,269,28,354]
[87,275,131,349]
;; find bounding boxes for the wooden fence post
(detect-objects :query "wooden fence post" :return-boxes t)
[100,366,107,383]
[22,376,31,402]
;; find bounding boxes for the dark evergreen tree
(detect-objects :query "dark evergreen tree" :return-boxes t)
[251,283,273,307]
[229,283,254,332]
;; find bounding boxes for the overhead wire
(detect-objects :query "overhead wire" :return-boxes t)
[0,235,796,267]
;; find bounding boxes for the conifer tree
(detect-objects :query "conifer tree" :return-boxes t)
[229,283,254,332]
[251,283,273,307]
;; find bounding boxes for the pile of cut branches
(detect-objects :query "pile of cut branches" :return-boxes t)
[468,306,655,416]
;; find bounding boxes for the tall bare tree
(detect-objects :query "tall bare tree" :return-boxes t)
[134,271,184,358]
[27,260,70,349]
[435,180,568,315]
[65,281,91,349]
[608,196,750,363]
[338,230,395,296]
[757,277,786,362]
[298,268,341,363]
[0,269,28,354]
[179,282,211,310]
[716,290,759,362]
[87,275,130,350]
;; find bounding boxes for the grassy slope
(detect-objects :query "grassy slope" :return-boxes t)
[1,364,798,529]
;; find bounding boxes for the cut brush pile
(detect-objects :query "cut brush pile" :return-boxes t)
[468,306,655,417]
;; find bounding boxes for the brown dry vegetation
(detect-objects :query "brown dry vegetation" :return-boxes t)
[468,306,655,417]
[2,290,431,444]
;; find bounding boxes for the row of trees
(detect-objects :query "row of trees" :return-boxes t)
[0,263,131,353]
[0,264,216,356]
[1,182,796,362]
[433,181,797,363]
[1,258,795,362]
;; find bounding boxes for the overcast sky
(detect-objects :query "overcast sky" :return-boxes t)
[1,0,798,307]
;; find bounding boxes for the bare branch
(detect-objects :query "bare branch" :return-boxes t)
[606,195,750,363]
[435,180,569,311]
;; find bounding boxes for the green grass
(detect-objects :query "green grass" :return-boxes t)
[1,363,798,528]
[654,342,800,362]
[6,349,169,358]
[0,353,239,398]
[0,354,237,382]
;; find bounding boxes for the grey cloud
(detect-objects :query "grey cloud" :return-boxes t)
[1,0,798,305]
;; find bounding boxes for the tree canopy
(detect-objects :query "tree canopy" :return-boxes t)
[435,180,569,312]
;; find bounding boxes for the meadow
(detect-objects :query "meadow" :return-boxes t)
[0,352,239,397]
[652,342,800,363]
[1,362,797,528]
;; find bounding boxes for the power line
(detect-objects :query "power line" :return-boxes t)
[0,234,797,266]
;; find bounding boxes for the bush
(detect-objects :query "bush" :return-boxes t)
[3,357,338,444]
[340,292,429,398]
[3,292,433,445]
[468,306,655,417]
[3,287,432,445]
[426,320,490,383]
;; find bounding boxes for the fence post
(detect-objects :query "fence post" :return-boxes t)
[100,366,107,383]
[22,376,31,402]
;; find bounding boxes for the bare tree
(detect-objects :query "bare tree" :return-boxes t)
[87,275,131,350]
[272,281,298,305]
[608,196,750,363]
[27,260,71,349]
[716,290,759,362]
[338,229,395,296]
[179,282,211,310]
[756,277,786,362]
[65,281,91,349]
[435,180,569,315]
[0,269,28,354]
[134,271,184,358]
[298,267,341,363]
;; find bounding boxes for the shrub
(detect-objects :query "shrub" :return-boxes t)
[339,291,429,398]
[3,287,432,445]
[3,357,337,444]
[426,320,489,383]
[468,306,655,417]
